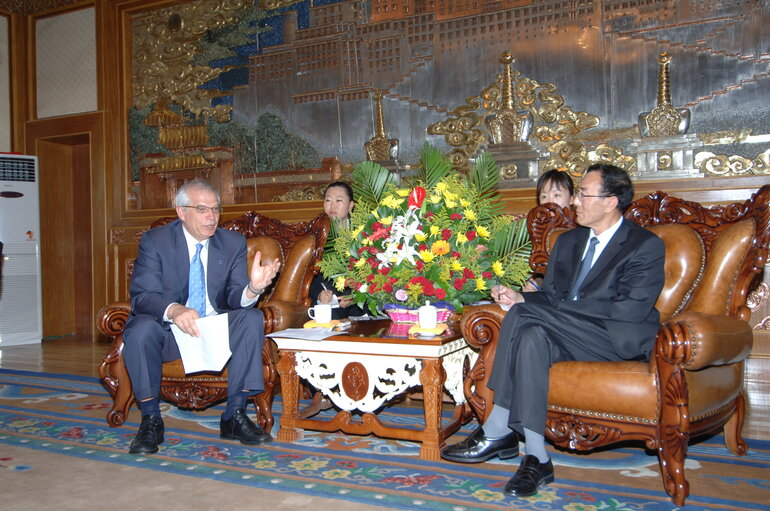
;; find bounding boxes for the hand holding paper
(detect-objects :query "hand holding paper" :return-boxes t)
[170,313,232,373]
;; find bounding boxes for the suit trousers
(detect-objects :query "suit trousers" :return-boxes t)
[123,308,265,402]
[488,302,618,435]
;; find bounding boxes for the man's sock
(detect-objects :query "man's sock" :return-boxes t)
[482,404,515,439]
[523,428,550,463]
[139,398,161,418]
[222,391,249,421]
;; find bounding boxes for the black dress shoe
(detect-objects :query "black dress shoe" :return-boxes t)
[504,454,554,497]
[129,415,164,454]
[441,427,519,463]
[220,409,272,446]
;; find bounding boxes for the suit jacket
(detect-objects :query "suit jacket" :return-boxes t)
[128,219,250,327]
[523,218,666,359]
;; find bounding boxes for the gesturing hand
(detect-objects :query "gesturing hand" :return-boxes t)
[249,251,281,296]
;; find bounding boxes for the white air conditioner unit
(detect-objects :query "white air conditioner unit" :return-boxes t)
[0,154,43,346]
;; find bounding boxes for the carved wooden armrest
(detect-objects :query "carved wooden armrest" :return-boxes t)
[96,301,131,337]
[461,304,506,349]
[261,300,310,335]
[655,310,753,370]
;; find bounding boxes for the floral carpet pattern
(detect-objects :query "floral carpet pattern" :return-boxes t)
[1,368,769,510]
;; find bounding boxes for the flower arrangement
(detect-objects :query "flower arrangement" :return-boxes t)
[319,143,531,315]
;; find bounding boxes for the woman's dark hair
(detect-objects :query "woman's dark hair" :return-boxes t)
[585,163,634,212]
[536,169,574,198]
[325,181,354,202]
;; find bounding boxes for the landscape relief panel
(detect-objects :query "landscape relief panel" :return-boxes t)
[127,0,770,209]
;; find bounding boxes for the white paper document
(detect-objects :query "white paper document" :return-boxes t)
[171,313,231,373]
[268,327,337,341]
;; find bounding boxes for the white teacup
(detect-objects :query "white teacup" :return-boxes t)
[418,303,438,330]
[308,303,333,324]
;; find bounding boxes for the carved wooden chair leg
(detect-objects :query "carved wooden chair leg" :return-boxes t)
[723,393,749,456]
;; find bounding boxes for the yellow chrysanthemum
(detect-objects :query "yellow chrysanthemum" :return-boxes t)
[444,191,458,201]
[464,209,477,221]
[381,216,393,225]
[445,198,458,208]
[380,195,402,209]
[475,278,487,291]
[361,237,372,246]
[430,225,440,236]
[372,209,380,219]
[476,225,491,238]
[456,232,468,244]
[396,188,410,197]
[492,260,504,277]
[354,258,367,268]
[460,199,470,207]
[335,275,346,292]
[414,232,427,242]
[431,240,450,255]
[451,260,464,271]
[419,250,436,263]
[430,195,442,204]
[435,182,448,192]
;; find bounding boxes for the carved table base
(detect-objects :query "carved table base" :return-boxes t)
[273,330,477,460]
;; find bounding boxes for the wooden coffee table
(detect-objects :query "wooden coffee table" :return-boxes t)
[271,319,477,460]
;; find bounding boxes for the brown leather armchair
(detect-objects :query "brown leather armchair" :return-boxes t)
[97,212,330,433]
[460,186,770,506]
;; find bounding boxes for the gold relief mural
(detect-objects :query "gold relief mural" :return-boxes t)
[695,149,770,177]
[132,0,253,121]
[428,51,633,177]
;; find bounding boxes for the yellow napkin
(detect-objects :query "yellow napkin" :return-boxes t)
[303,319,339,329]
[408,323,447,336]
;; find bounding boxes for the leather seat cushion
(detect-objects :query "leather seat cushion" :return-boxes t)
[548,361,657,420]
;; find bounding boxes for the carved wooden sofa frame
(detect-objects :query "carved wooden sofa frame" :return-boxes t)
[461,185,770,505]
[97,212,330,432]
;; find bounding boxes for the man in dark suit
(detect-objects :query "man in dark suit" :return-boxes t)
[442,164,665,497]
[123,179,281,455]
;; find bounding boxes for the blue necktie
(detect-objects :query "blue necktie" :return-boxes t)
[186,243,206,317]
[567,237,599,301]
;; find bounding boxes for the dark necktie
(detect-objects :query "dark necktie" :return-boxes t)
[186,243,206,317]
[567,237,599,301]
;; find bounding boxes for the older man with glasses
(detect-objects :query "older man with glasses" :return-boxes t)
[441,164,666,497]
[122,179,281,455]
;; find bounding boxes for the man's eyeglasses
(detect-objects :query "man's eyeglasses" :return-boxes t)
[575,190,611,199]
[181,205,223,214]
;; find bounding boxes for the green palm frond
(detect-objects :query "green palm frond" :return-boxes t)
[352,160,397,210]
[418,142,453,189]
[466,151,500,198]
[490,216,531,261]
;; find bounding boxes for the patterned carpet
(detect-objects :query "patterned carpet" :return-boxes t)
[1,368,768,510]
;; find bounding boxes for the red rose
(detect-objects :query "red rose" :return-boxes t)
[415,260,425,271]
[450,213,463,221]
[425,211,435,220]
[466,230,477,241]
[424,282,435,296]
[368,246,378,255]
[453,278,466,291]
[442,228,452,240]
[434,288,447,300]
[463,268,475,279]
[379,267,391,276]
[408,186,427,209]
[451,251,461,259]
[383,282,393,293]
[366,274,375,282]
[483,271,493,279]
[370,283,378,293]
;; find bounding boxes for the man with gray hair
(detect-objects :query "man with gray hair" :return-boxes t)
[123,179,280,454]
